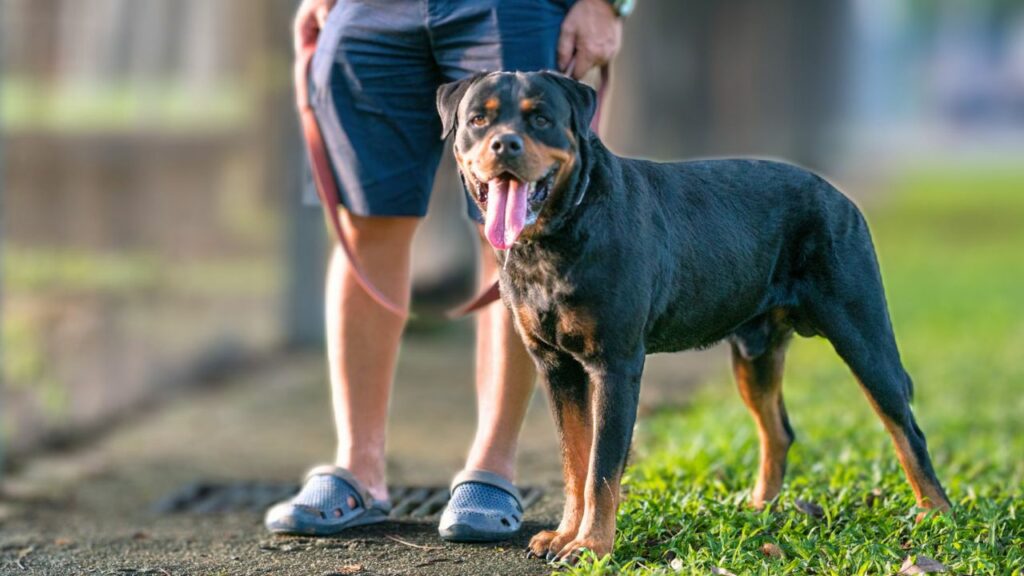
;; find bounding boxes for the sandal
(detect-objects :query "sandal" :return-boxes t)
[438,469,523,542]
[264,465,391,536]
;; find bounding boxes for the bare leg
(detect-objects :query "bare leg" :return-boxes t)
[326,210,419,502]
[464,233,537,481]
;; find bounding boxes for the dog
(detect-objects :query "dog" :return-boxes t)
[436,71,951,562]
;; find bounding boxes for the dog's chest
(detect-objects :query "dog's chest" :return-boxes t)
[504,256,600,357]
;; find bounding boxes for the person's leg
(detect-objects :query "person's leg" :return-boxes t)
[309,1,439,495]
[267,0,444,536]
[433,0,572,542]
[463,234,537,481]
[265,212,418,535]
[432,1,573,484]
[326,211,420,502]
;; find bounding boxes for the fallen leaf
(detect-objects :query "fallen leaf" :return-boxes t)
[794,498,825,519]
[711,567,738,576]
[15,546,35,570]
[760,542,784,559]
[899,555,948,574]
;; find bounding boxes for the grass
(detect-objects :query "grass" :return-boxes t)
[2,247,278,297]
[1,76,253,133]
[555,166,1024,575]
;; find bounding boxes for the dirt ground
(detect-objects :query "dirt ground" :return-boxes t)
[0,327,723,575]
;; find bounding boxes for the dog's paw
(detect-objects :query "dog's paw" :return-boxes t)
[527,530,558,558]
[527,529,576,560]
[551,536,613,564]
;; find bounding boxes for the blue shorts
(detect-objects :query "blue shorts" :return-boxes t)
[303,0,575,221]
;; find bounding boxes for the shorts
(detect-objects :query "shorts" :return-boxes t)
[303,0,575,221]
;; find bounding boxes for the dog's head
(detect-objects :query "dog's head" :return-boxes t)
[437,71,596,250]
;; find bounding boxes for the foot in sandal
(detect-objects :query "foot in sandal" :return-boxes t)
[265,465,391,536]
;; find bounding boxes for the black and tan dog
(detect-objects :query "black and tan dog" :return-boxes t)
[437,71,951,562]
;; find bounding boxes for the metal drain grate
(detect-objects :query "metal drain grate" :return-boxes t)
[153,481,543,519]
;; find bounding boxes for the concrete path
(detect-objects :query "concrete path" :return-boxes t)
[0,326,723,575]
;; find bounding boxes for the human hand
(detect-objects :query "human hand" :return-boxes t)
[294,0,338,54]
[557,0,623,79]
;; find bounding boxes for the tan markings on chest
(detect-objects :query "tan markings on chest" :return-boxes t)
[514,304,600,357]
[556,307,600,357]
[513,305,544,350]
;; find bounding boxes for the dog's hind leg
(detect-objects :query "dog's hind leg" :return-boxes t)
[803,230,951,516]
[826,318,950,516]
[730,316,794,509]
[526,349,592,559]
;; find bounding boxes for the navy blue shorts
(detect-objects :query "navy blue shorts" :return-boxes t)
[303,0,575,221]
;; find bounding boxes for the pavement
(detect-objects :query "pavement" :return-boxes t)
[0,325,723,575]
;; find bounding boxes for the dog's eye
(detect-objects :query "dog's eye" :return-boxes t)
[470,114,489,128]
[530,114,551,129]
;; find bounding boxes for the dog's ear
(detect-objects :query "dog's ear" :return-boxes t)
[436,72,488,139]
[538,71,597,138]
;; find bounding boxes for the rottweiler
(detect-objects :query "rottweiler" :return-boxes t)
[436,71,951,562]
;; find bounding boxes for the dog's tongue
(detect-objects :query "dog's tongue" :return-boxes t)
[484,177,528,250]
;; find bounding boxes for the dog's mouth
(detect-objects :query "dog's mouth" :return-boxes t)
[473,165,557,250]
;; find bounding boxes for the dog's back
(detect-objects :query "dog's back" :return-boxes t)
[574,146,864,352]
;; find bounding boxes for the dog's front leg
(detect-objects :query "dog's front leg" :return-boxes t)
[552,352,644,563]
[527,348,591,559]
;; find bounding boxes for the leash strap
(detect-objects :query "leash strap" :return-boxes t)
[565,58,610,133]
[296,44,608,317]
[296,44,406,317]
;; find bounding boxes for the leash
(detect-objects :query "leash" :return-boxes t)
[564,58,610,133]
[296,44,608,317]
[296,43,406,317]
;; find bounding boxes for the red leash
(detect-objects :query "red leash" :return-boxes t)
[296,44,406,317]
[296,45,608,317]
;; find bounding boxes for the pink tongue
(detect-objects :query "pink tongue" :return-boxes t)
[484,178,528,250]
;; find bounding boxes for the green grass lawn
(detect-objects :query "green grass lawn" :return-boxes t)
[557,166,1024,575]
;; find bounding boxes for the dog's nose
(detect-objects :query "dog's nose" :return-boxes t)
[490,133,524,158]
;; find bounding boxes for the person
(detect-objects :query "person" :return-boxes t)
[265,0,628,542]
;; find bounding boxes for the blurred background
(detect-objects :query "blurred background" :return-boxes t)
[2,0,1023,494]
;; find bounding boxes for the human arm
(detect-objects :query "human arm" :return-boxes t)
[557,0,625,80]
[294,0,338,53]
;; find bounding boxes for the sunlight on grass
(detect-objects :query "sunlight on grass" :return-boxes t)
[556,165,1024,575]
[1,77,253,133]
[2,247,278,297]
